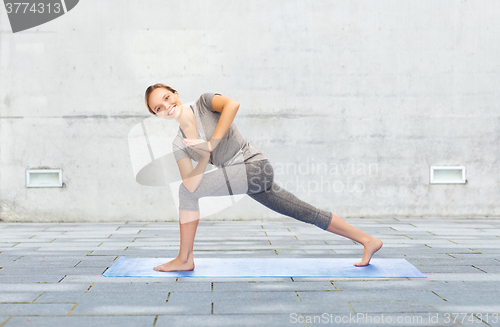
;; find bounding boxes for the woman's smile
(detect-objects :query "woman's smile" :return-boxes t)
[168,104,177,115]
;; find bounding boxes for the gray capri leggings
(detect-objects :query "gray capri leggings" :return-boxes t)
[178,159,333,230]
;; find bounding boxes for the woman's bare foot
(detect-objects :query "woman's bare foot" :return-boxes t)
[154,257,195,271]
[354,237,383,267]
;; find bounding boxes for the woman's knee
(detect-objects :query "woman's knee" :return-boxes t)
[258,160,275,191]
[263,160,274,180]
[246,160,274,194]
[178,183,199,211]
[179,182,195,198]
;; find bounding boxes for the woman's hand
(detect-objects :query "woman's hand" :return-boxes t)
[184,139,211,159]
[183,139,212,152]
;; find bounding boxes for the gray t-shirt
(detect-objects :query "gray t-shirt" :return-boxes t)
[172,93,267,167]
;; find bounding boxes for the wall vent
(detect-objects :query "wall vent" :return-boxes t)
[26,169,63,188]
[430,166,466,184]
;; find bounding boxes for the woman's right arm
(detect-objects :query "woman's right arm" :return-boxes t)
[176,155,210,193]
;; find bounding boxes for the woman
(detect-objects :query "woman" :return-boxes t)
[144,84,383,272]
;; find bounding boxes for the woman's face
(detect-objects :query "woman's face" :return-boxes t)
[148,88,183,120]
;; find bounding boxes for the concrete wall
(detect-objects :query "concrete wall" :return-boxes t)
[1,0,499,222]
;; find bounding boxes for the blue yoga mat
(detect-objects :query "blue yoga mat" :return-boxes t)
[103,257,426,278]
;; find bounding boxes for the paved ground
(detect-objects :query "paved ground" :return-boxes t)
[0,218,499,327]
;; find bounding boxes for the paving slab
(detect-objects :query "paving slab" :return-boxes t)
[0,303,76,315]
[0,292,42,302]
[155,314,293,327]
[59,275,177,284]
[347,300,438,314]
[297,289,442,306]
[0,267,107,275]
[35,291,172,304]
[71,302,207,315]
[88,281,207,292]
[4,316,155,327]
[0,275,68,283]
[0,283,89,292]
[213,281,337,292]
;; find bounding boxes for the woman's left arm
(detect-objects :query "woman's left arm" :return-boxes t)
[183,94,240,152]
[208,95,240,150]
